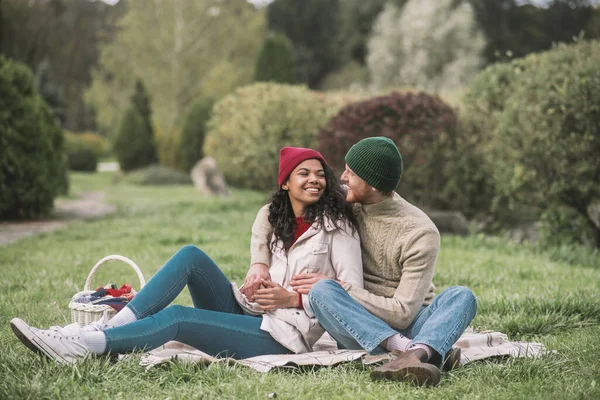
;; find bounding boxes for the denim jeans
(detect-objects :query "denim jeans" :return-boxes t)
[103,245,291,359]
[308,280,477,365]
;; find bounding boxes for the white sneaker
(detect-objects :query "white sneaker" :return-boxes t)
[81,313,111,332]
[10,318,91,364]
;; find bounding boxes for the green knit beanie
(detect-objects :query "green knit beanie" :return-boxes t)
[345,137,403,192]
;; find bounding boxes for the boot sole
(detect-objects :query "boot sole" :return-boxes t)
[10,318,70,364]
[442,347,462,371]
[371,362,441,387]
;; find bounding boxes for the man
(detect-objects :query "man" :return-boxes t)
[243,137,477,387]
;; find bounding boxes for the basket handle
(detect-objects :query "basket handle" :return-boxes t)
[84,255,146,292]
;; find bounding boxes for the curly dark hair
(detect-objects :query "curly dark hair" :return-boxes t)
[268,161,356,252]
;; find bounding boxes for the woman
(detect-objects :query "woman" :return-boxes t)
[10,147,363,364]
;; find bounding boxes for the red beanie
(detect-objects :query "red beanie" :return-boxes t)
[278,147,327,186]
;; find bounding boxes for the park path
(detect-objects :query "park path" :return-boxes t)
[0,191,117,246]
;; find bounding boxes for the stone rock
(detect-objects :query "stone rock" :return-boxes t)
[190,157,231,197]
[507,222,540,244]
[426,210,470,235]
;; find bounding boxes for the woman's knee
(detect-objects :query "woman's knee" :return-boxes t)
[174,245,216,271]
[177,245,208,261]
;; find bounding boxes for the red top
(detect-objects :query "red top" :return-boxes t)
[292,217,312,246]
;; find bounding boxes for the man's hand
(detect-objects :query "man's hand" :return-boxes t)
[240,263,271,301]
[290,273,331,294]
[254,280,298,310]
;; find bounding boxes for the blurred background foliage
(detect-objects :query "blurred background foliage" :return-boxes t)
[1,0,599,248]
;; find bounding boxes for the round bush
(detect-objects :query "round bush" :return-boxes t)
[317,91,458,209]
[77,132,111,158]
[463,40,600,245]
[64,133,98,172]
[204,83,346,191]
[0,56,68,219]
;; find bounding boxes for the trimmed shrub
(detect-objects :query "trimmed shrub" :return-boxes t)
[154,120,182,171]
[77,132,111,158]
[204,83,347,191]
[254,32,296,84]
[462,40,600,246]
[114,79,158,172]
[317,91,458,209]
[64,132,98,172]
[0,56,68,219]
[180,98,213,172]
[123,165,191,186]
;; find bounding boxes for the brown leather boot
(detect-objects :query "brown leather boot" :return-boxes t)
[442,347,461,371]
[370,348,441,387]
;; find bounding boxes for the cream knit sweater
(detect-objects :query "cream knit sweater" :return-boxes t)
[250,193,440,331]
[341,193,439,330]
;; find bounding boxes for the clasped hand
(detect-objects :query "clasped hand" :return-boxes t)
[289,272,331,294]
[253,280,297,310]
[240,263,271,301]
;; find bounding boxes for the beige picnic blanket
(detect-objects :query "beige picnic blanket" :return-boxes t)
[126,329,547,372]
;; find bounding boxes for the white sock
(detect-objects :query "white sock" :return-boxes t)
[410,343,433,361]
[385,333,412,352]
[82,331,107,355]
[107,307,137,328]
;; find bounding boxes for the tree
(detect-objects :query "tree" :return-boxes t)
[335,0,390,65]
[0,0,125,131]
[86,0,265,137]
[180,98,213,172]
[266,0,342,88]
[367,0,485,91]
[0,56,67,219]
[113,79,158,172]
[254,32,296,84]
[469,0,600,64]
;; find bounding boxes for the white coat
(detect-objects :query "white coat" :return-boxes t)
[232,205,363,353]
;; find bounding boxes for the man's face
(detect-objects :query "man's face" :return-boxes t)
[340,164,372,204]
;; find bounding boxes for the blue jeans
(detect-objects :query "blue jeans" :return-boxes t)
[103,245,291,359]
[309,280,477,365]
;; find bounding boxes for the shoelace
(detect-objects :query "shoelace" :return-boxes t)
[81,315,111,332]
[48,323,80,334]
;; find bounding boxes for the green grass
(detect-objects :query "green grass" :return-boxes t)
[1,172,599,399]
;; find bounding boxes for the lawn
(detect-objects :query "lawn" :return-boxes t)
[1,172,599,399]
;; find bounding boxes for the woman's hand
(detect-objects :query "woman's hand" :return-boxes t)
[241,263,271,301]
[289,273,331,294]
[254,280,298,310]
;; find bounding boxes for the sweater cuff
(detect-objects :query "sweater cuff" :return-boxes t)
[341,282,352,292]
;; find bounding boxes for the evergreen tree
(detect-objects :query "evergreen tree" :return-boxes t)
[254,32,296,84]
[114,79,158,171]
[0,56,68,219]
[267,0,342,87]
[180,98,213,172]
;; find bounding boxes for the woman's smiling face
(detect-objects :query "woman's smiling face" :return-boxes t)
[283,159,326,216]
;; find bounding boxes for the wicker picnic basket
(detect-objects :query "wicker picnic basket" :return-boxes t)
[69,255,146,326]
